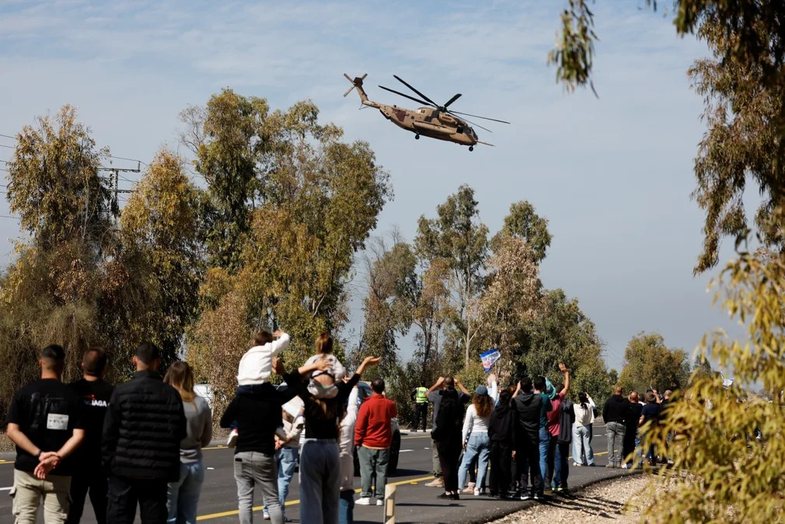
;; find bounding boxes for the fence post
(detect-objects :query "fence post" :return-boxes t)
[384,483,396,524]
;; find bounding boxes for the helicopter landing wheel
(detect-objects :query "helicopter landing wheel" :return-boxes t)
[415,134,420,140]
[469,146,474,151]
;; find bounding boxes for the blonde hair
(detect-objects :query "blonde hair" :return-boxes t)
[164,361,195,402]
[315,332,334,354]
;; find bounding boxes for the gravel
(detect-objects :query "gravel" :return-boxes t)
[489,475,651,523]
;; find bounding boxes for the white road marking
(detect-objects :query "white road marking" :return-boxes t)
[399,449,414,453]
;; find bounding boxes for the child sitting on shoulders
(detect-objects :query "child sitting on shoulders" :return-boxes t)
[303,332,346,399]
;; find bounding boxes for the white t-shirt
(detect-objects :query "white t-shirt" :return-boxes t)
[236,333,290,385]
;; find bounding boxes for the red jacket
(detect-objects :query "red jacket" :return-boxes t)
[354,393,397,448]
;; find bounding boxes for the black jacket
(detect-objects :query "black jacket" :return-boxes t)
[102,370,186,481]
[513,392,545,438]
[219,375,298,454]
[602,394,628,424]
[488,401,515,444]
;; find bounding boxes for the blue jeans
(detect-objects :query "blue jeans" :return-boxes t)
[458,433,490,490]
[339,489,354,524]
[300,439,340,524]
[538,427,549,485]
[234,451,281,524]
[277,447,298,515]
[167,461,205,524]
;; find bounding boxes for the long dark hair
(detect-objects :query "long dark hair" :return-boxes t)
[474,392,493,418]
[579,391,589,409]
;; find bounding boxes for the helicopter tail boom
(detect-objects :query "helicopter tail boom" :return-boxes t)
[343,73,377,108]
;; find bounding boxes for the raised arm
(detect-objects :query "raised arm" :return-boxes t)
[427,377,445,394]
[558,362,570,397]
[270,331,291,356]
[355,356,381,376]
[455,378,470,396]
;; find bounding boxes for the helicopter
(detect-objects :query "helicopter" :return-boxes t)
[343,73,509,151]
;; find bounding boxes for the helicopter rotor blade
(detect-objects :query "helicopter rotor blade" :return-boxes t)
[393,75,440,108]
[443,93,462,109]
[378,85,435,107]
[448,110,510,124]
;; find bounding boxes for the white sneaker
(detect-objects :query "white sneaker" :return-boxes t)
[226,429,239,447]
[473,488,480,496]
[621,463,629,469]
[376,499,384,506]
[355,497,375,505]
[263,508,270,520]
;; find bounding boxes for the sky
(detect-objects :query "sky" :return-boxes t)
[0,0,745,371]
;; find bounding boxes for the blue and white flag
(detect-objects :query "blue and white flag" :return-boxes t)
[480,348,501,373]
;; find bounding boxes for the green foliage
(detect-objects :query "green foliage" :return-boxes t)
[548,0,597,94]
[495,201,552,263]
[187,95,391,406]
[478,233,541,363]
[517,289,611,403]
[360,239,417,374]
[415,185,489,367]
[0,110,209,391]
[618,332,690,394]
[116,149,203,367]
[642,252,785,523]
[7,105,113,251]
[551,2,785,271]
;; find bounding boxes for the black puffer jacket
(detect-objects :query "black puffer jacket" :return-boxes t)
[102,370,186,481]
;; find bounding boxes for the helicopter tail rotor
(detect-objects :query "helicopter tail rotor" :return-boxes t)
[343,73,368,97]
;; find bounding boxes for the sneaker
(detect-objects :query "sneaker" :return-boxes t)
[226,428,239,447]
[573,462,582,467]
[473,488,480,496]
[461,486,474,494]
[553,486,562,493]
[376,499,384,506]
[533,493,543,501]
[425,478,444,488]
[605,463,614,468]
[356,497,375,505]
[520,493,532,500]
[263,508,270,520]
[621,463,629,469]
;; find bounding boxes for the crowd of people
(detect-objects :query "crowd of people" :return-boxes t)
[418,366,670,501]
[3,335,670,524]
[3,331,387,524]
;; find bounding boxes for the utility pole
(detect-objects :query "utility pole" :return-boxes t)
[99,161,140,218]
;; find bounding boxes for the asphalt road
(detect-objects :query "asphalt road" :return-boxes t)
[0,425,636,523]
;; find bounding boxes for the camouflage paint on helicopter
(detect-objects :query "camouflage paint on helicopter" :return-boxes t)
[343,73,508,151]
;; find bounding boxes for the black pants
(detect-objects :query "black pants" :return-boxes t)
[488,441,513,496]
[107,475,168,524]
[436,439,461,492]
[415,403,428,431]
[516,432,543,496]
[622,426,637,465]
[66,467,108,524]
